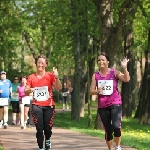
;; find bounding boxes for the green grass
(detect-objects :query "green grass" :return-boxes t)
[54,109,150,150]
[0,143,3,150]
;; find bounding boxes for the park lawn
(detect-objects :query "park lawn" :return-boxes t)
[0,141,3,150]
[54,109,150,150]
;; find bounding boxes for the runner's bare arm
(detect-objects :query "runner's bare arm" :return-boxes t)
[52,67,62,90]
[115,57,130,82]
[9,87,12,96]
[90,74,103,95]
[53,78,62,90]
[115,69,130,82]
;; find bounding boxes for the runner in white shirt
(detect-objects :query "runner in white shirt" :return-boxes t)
[0,71,12,129]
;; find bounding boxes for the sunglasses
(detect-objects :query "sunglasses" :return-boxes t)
[14,79,19,80]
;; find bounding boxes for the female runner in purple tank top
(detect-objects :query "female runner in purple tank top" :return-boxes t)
[90,52,130,150]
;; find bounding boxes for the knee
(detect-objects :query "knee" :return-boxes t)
[12,108,18,113]
[4,108,8,113]
[112,123,121,137]
[113,127,121,137]
[36,131,43,137]
[24,112,28,116]
[20,110,24,115]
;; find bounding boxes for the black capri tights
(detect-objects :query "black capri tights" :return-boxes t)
[11,101,20,113]
[98,105,122,141]
[31,105,56,149]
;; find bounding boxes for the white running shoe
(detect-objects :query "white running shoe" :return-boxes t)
[0,120,3,128]
[24,121,27,129]
[12,120,16,125]
[115,146,121,150]
[4,122,8,129]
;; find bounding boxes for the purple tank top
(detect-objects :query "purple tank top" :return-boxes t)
[18,85,25,101]
[95,68,122,108]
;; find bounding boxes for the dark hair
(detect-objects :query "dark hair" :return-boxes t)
[13,76,19,79]
[35,54,48,65]
[98,52,110,61]
[20,76,27,81]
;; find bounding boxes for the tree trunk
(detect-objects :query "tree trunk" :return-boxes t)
[87,38,99,127]
[93,0,139,119]
[21,32,25,72]
[122,51,137,117]
[138,29,150,124]
[122,29,137,117]
[41,19,46,54]
[71,0,88,120]
[94,111,103,130]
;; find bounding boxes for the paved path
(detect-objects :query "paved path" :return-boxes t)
[0,109,137,150]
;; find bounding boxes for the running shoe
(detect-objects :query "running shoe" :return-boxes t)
[28,124,32,129]
[0,120,3,128]
[45,139,51,150]
[4,122,8,129]
[115,146,121,150]
[21,126,24,129]
[16,120,20,125]
[12,120,16,125]
[24,121,27,129]
[39,149,44,150]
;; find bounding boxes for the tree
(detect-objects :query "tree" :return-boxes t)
[70,0,88,121]
[93,0,140,119]
[137,0,150,124]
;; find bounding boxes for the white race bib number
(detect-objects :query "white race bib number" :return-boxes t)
[11,92,19,100]
[62,92,67,96]
[98,80,113,95]
[0,98,8,106]
[34,86,50,101]
[22,96,30,104]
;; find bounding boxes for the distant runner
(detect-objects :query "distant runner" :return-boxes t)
[0,71,12,129]
[17,76,31,129]
[61,83,69,110]
[11,76,20,125]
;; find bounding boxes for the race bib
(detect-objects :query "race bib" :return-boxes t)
[11,92,19,100]
[33,86,50,101]
[62,92,67,96]
[22,96,30,104]
[98,80,113,95]
[0,98,8,106]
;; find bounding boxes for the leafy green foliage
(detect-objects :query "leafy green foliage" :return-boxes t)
[133,0,150,57]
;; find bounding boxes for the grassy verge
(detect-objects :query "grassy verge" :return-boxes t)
[0,142,3,150]
[54,109,149,150]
